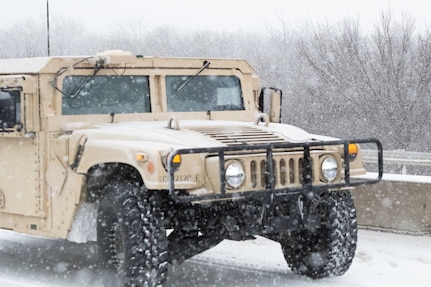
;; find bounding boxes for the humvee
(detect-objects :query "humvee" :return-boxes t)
[0,50,382,286]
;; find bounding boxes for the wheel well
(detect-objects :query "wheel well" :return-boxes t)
[86,163,143,202]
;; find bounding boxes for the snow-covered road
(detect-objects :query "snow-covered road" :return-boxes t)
[0,229,430,286]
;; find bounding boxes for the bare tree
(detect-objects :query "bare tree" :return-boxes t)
[295,12,431,151]
[2,19,47,58]
[49,16,86,56]
[101,19,149,54]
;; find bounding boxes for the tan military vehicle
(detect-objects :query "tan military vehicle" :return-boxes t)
[0,50,382,286]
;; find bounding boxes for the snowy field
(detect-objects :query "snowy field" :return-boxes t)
[0,229,430,287]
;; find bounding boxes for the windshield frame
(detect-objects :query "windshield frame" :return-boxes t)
[57,67,250,116]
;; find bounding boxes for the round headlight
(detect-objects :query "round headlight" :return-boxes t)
[321,156,338,182]
[225,161,245,189]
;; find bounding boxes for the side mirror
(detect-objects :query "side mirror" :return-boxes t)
[0,91,15,129]
[258,87,282,123]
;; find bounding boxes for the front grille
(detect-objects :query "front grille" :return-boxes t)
[248,154,314,189]
[190,126,286,145]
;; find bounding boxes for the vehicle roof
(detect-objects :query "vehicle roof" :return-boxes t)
[0,57,54,74]
[0,51,257,75]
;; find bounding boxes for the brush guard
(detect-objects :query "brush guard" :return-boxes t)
[167,138,383,204]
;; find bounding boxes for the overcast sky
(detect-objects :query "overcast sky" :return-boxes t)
[1,0,430,32]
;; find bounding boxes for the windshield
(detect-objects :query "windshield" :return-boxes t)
[62,75,150,115]
[166,75,244,112]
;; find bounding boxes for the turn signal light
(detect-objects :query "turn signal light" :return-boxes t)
[172,154,181,164]
[347,143,358,161]
[348,143,358,155]
[161,150,181,172]
[136,152,148,162]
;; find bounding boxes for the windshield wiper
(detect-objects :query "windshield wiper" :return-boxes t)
[70,61,104,98]
[49,57,104,97]
[49,56,93,95]
[176,60,210,92]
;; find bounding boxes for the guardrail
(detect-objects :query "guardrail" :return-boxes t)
[362,150,431,166]
[362,150,431,175]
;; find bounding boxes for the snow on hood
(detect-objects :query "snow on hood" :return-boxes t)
[84,120,316,149]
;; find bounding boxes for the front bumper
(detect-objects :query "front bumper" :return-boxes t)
[167,138,383,203]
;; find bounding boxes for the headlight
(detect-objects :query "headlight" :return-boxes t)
[225,161,245,189]
[321,156,338,182]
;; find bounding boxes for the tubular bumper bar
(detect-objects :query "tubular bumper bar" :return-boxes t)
[167,138,383,203]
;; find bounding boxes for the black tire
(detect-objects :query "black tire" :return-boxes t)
[97,181,168,287]
[280,191,357,279]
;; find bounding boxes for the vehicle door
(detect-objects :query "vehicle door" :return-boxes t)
[0,76,45,219]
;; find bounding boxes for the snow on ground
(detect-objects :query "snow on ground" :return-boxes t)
[187,229,431,287]
[0,229,430,286]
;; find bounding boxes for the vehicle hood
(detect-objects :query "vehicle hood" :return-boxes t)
[79,120,322,150]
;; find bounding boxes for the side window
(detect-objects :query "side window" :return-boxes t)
[0,90,21,131]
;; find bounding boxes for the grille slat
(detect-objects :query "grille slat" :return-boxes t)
[250,156,304,188]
